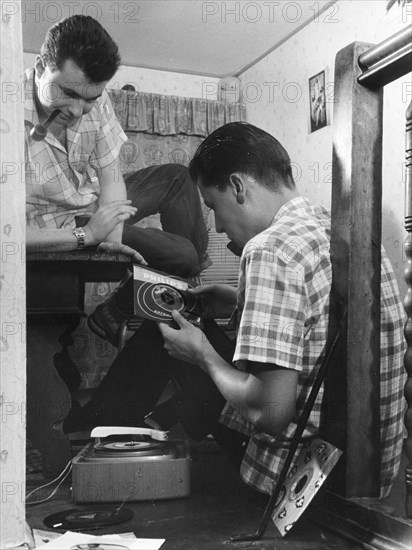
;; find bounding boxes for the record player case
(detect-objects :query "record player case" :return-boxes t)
[72,427,191,503]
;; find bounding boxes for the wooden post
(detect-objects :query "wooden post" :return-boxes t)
[325,42,383,497]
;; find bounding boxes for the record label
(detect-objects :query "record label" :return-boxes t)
[133,265,201,324]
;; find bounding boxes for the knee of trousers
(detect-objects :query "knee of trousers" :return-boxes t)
[169,240,198,277]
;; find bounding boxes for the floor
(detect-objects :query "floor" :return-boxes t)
[25,432,366,550]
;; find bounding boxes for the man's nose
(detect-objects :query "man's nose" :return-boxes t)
[67,97,85,118]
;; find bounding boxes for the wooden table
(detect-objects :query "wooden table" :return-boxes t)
[27,249,131,322]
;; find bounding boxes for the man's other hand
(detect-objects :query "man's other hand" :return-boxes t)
[188,284,237,319]
[159,310,213,366]
[97,241,147,264]
[85,200,137,245]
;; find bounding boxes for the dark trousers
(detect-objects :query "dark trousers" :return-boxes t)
[115,164,210,314]
[123,164,208,274]
[64,319,249,467]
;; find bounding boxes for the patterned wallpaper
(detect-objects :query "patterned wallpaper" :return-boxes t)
[109,65,220,100]
[240,0,409,296]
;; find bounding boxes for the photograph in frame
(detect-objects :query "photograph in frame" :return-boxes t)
[309,70,327,133]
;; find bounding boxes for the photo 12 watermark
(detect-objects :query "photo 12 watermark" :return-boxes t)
[1,1,141,25]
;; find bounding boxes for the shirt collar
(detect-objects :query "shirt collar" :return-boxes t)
[270,195,311,227]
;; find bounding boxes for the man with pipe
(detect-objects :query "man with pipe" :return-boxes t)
[24,15,209,473]
[25,14,208,280]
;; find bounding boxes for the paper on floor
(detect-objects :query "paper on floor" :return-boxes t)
[34,531,165,550]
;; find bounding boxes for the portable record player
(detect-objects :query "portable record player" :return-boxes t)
[72,427,190,503]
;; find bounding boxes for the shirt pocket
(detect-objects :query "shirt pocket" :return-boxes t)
[27,160,68,200]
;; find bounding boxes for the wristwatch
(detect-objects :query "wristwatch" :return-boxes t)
[72,227,86,249]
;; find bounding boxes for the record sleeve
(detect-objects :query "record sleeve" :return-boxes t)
[271,438,342,536]
[133,265,202,325]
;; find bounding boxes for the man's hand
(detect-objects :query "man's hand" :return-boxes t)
[84,200,137,245]
[158,310,215,367]
[97,241,147,264]
[188,284,237,319]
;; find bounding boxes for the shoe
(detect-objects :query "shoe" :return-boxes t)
[144,396,179,431]
[87,300,129,347]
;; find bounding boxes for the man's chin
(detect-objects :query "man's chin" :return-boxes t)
[226,240,243,257]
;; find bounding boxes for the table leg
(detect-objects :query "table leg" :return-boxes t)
[26,325,72,478]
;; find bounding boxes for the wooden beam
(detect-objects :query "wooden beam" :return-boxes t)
[358,25,412,88]
[326,41,383,497]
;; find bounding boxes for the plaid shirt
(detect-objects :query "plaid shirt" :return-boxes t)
[220,196,405,498]
[24,68,127,229]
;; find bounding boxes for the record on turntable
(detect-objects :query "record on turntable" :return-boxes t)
[72,427,191,503]
[133,265,202,325]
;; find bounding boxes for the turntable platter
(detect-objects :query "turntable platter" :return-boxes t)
[89,438,178,461]
[94,440,166,453]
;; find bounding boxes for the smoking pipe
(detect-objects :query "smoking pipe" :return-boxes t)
[30,109,61,141]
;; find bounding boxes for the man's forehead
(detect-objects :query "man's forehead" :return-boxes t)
[60,79,106,99]
[53,60,107,96]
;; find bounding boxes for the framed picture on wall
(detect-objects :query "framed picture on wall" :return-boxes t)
[309,70,327,133]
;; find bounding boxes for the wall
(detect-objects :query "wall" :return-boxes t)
[239,0,410,294]
[1,5,30,549]
[23,53,219,99]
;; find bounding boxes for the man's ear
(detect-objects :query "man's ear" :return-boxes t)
[34,55,46,78]
[228,173,246,205]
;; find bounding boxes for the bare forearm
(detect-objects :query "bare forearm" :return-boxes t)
[105,222,124,244]
[99,165,127,243]
[26,226,95,252]
[198,349,268,429]
[198,348,296,435]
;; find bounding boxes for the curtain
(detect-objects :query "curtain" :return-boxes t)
[109,89,246,136]
[0,2,31,547]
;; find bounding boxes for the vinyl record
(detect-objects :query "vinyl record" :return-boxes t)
[94,439,165,452]
[44,506,133,530]
[94,441,169,456]
[135,282,199,321]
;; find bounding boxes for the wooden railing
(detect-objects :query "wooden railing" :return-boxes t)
[307,26,412,550]
[315,26,412,549]
[356,23,412,518]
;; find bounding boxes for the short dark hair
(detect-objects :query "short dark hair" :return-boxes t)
[40,15,121,82]
[189,122,295,191]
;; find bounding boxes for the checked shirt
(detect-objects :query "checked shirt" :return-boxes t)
[220,196,405,499]
[24,67,127,229]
